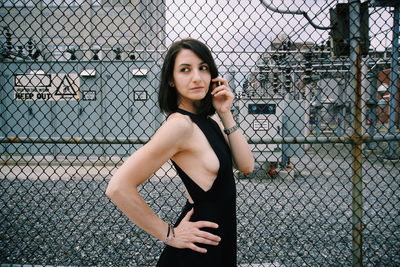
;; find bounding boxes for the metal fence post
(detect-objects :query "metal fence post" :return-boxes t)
[366,72,378,150]
[349,1,364,266]
[335,79,346,137]
[387,5,399,159]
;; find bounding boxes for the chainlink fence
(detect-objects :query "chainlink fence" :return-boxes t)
[1,0,399,266]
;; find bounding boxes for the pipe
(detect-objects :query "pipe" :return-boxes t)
[366,73,378,150]
[387,5,399,159]
[259,0,332,30]
[335,79,346,136]
[349,1,363,266]
[1,134,399,145]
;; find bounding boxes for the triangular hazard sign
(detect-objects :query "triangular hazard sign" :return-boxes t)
[55,75,77,97]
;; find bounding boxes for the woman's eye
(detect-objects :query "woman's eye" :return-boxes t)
[200,65,209,71]
[180,67,190,72]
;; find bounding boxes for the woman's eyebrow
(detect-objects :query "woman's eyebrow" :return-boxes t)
[178,62,207,67]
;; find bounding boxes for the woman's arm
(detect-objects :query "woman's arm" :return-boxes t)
[105,115,221,253]
[216,111,254,175]
[211,77,254,175]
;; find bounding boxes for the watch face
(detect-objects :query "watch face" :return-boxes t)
[224,125,238,135]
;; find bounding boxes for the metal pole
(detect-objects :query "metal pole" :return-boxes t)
[349,1,363,266]
[361,59,369,150]
[335,79,346,137]
[304,84,312,150]
[366,73,377,150]
[315,85,322,137]
[227,68,237,94]
[387,5,399,159]
[2,133,400,145]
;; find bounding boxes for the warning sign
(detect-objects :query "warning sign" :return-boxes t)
[54,75,79,97]
[134,91,148,101]
[253,119,269,131]
[14,73,80,101]
[82,90,96,101]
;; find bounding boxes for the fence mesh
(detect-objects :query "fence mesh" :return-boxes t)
[1,0,399,266]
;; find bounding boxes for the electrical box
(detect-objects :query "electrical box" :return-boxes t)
[237,97,283,163]
[237,97,306,165]
[281,100,306,158]
[329,2,370,57]
[370,0,399,7]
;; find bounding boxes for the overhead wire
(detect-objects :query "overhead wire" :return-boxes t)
[258,0,333,30]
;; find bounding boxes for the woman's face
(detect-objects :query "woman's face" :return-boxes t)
[172,49,211,108]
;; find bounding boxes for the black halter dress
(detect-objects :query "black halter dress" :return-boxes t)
[156,109,237,267]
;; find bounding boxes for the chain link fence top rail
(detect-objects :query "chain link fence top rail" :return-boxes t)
[0,0,399,266]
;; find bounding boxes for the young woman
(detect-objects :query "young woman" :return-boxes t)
[106,38,254,266]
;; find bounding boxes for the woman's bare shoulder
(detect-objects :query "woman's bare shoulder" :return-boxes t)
[167,112,192,127]
[155,112,194,140]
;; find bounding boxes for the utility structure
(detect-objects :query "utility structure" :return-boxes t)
[0,0,166,62]
[256,1,400,266]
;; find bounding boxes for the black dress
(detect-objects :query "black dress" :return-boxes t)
[156,109,237,267]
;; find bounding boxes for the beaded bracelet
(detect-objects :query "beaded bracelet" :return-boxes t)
[165,224,175,243]
[171,225,175,238]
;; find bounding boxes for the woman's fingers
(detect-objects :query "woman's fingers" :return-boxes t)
[211,78,233,100]
[171,213,221,252]
[211,82,230,94]
[188,243,208,254]
[187,233,220,253]
[193,236,220,246]
[195,230,221,243]
[193,220,219,229]
[212,77,228,86]
[211,86,230,96]
[182,208,194,221]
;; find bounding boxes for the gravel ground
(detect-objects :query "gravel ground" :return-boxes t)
[0,152,399,266]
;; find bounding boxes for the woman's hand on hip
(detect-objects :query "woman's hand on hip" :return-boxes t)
[167,208,220,253]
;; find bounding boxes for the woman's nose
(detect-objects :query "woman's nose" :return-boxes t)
[191,69,201,82]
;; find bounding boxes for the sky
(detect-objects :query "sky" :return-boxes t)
[165,0,393,75]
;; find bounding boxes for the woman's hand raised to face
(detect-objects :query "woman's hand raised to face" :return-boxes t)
[211,77,234,115]
[167,208,221,253]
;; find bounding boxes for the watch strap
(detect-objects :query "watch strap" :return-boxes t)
[223,124,239,135]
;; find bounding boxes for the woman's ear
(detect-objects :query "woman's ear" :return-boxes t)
[169,81,175,87]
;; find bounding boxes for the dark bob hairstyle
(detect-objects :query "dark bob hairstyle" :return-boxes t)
[158,38,219,117]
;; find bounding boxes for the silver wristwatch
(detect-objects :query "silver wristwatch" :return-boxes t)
[223,124,239,135]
